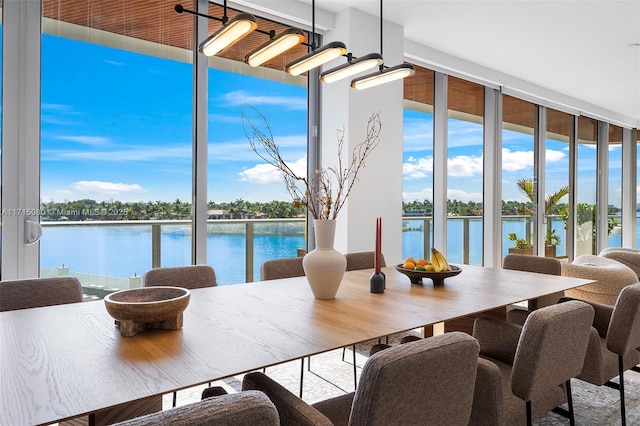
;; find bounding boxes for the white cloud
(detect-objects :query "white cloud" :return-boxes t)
[55,135,109,146]
[402,187,483,203]
[238,157,306,184]
[448,154,483,177]
[403,188,433,201]
[224,90,306,110]
[545,149,566,162]
[403,156,433,180]
[43,145,191,162]
[502,148,534,171]
[71,181,143,195]
[448,188,483,202]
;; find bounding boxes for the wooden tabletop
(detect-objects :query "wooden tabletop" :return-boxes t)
[0,265,594,426]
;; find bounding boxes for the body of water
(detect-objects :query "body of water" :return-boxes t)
[41,218,627,285]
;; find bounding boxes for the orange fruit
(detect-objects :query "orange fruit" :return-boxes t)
[403,261,416,270]
[416,259,428,266]
[404,257,416,265]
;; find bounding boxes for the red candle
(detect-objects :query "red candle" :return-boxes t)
[375,217,382,273]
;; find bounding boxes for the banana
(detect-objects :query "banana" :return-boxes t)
[431,248,452,271]
[430,249,442,272]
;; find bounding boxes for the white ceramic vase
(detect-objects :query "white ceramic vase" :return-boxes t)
[303,219,347,299]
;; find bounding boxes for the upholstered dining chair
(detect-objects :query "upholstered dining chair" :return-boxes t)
[470,300,594,426]
[112,390,279,426]
[259,257,305,281]
[561,254,638,306]
[599,247,640,279]
[563,283,640,426]
[341,251,388,368]
[242,332,480,426]
[502,253,563,325]
[260,256,357,398]
[344,251,386,271]
[143,264,217,289]
[0,276,83,311]
[143,264,217,406]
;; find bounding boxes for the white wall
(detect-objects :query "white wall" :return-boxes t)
[321,7,405,265]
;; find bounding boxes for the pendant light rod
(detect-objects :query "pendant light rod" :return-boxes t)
[176,4,279,38]
[311,0,316,50]
[379,0,383,57]
[350,0,415,89]
[175,4,224,23]
[285,0,347,75]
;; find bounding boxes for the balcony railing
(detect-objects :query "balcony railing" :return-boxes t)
[40,215,625,297]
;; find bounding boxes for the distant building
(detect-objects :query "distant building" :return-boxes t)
[207,209,231,219]
[404,209,426,217]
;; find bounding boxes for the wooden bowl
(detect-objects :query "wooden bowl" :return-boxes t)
[395,264,462,286]
[104,286,190,337]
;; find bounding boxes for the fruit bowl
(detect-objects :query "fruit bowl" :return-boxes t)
[395,264,462,286]
[104,286,190,337]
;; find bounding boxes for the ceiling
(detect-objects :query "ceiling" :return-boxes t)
[286,0,640,127]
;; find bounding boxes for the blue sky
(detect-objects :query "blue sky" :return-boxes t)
[39,34,618,207]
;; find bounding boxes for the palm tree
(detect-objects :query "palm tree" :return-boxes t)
[516,178,569,216]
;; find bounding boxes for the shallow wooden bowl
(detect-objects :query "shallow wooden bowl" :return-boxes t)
[395,264,462,286]
[104,286,190,337]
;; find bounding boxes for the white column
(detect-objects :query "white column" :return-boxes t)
[321,7,404,265]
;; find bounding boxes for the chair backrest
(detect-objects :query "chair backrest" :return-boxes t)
[607,283,640,356]
[503,254,562,310]
[112,390,279,426]
[143,265,217,289]
[503,254,561,275]
[349,331,479,425]
[260,257,304,281]
[511,300,594,402]
[599,248,640,279]
[562,254,639,306]
[345,251,386,271]
[0,276,83,312]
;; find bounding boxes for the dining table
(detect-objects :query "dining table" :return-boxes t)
[0,264,595,426]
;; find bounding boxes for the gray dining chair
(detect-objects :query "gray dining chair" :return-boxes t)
[112,390,279,426]
[260,256,354,398]
[243,332,480,426]
[342,251,387,359]
[143,264,217,289]
[0,276,83,311]
[344,251,386,271]
[563,283,640,425]
[143,264,217,407]
[503,253,563,325]
[471,300,595,425]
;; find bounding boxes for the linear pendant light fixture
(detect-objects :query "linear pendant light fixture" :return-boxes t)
[245,28,306,67]
[285,0,347,76]
[351,0,415,90]
[175,3,304,63]
[351,63,415,89]
[200,12,257,56]
[320,52,384,83]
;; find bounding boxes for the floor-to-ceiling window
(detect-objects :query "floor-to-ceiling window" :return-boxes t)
[37,1,313,290]
[203,3,309,284]
[0,0,3,277]
[545,109,572,259]
[40,0,194,294]
[576,116,598,256]
[502,95,536,258]
[401,65,434,261]
[608,124,623,247]
[447,77,484,265]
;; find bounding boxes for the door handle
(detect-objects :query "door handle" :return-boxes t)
[25,218,42,245]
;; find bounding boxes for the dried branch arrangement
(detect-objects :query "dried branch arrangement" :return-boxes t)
[242,106,382,220]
